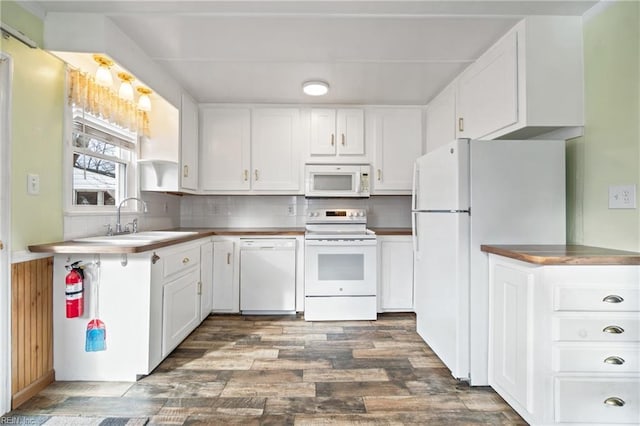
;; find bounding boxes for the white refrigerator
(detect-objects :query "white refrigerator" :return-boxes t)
[412,138,566,386]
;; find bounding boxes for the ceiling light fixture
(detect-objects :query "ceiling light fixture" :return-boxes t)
[136,86,152,111]
[117,72,135,101]
[93,54,114,87]
[302,80,329,96]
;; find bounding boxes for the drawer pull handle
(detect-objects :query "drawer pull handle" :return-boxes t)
[603,325,624,334]
[152,252,160,264]
[182,257,190,264]
[604,397,625,407]
[227,253,231,265]
[603,294,624,304]
[604,356,625,365]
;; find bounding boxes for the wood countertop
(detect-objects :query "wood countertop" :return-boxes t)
[370,228,412,236]
[28,227,413,254]
[481,244,640,265]
[28,228,305,254]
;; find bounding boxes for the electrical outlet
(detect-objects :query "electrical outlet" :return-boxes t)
[27,173,40,195]
[287,204,296,216]
[609,184,637,209]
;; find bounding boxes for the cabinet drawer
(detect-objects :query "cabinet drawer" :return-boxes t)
[554,344,640,373]
[554,315,640,342]
[555,286,640,312]
[163,245,201,278]
[555,377,640,424]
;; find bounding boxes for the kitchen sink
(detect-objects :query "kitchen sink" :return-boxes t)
[73,231,198,245]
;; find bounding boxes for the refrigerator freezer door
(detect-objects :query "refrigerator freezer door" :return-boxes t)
[414,139,469,211]
[414,211,470,380]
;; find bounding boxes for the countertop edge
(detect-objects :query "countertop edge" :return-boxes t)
[28,228,306,254]
[481,244,640,265]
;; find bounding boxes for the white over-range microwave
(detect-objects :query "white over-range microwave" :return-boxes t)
[304,164,370,198]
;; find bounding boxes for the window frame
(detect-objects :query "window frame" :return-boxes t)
[64,96,139,215]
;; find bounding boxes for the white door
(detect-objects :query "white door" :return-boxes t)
[251,108,300,191]
[310,109,336,156]
[415,139,469,211]
[162,269,201,357]
[372,108,422,192]
[490,262,531,408]
[212,240,238,313]
[416,212,470,380]
[0,52,11,416]
[200,108,251,191]
[426,84,457,152]
[199,242,213,321]
[379,236,414,311]
[336,109,364,156]
[457,31,518,139]
[180,93,199,191]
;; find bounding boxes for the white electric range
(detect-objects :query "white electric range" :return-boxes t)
[304,208,377,321]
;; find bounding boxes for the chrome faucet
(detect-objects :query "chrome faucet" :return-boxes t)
[115,197,148,234]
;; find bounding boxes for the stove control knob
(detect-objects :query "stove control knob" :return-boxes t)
[348,212,354,217]
[358,211,364,217]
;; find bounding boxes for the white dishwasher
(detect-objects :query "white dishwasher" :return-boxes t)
[239,239,296,314]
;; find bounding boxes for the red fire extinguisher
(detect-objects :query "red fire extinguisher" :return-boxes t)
[65,261,84,318]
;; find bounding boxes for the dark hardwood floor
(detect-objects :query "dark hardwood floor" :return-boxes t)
[9,313,526,425]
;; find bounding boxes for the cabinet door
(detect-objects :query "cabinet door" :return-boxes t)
[213,240,238,312]
[200,241,213,321]
[379,236,414,311]
[457,31,518,139]
[200,108,251,190]
[490,262,532,411]
[336,109,365,156]
[162,268,201,357]
[426,85,456,152]
[180,93,199,191]
[251,108,300,191]
[372,108,422,193]
[310,109,336,155]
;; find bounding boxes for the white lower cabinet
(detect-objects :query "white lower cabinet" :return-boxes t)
[378,235,414,312]
[162,268,201,358]
[52,237,213,381]
[488,254,640,425]
[212,239,240,313]
[200,241,214,320]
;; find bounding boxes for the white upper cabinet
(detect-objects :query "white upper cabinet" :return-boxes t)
[310,108,365,159]
[454,16,583,140]
[251,108,301,191]
[425,83,457,153]
[180,93,199,191]
[457,31,518,140]
[200,107,251,191]
[370,107,423,194]
[200,107,301,193]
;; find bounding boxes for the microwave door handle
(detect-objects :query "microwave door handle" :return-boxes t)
[355,173,362,194]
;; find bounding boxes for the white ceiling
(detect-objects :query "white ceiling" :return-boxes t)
[25,0,598,105]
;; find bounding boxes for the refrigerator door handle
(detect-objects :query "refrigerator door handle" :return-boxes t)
[412,162,419,211]
[412,211,419,255]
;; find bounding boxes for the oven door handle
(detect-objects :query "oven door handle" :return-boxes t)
[305,239,377,247]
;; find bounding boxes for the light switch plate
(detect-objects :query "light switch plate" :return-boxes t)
[608,184,637,209]
[27,173,40,195]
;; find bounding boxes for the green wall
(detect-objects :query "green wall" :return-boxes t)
[1,1,65,252]
[567,0,640,251]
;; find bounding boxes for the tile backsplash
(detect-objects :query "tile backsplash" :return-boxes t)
[179,195,412,228]
[63,193,412,239]
[63,192,181,240]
